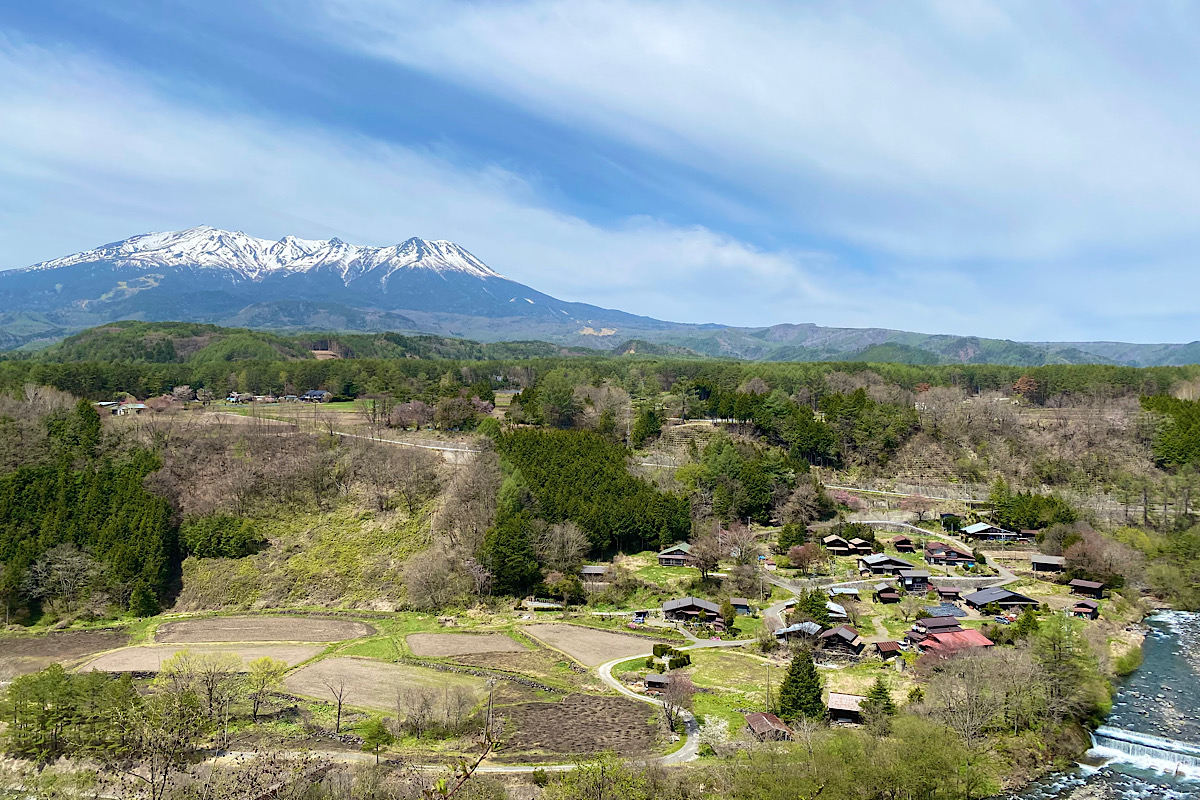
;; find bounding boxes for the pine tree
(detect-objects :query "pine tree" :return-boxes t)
[862,677,896,717]
[777,650,824,722]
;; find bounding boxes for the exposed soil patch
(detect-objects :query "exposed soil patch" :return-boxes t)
[284,657,486,713]
[500,694,656,757]
[406,633,525,657]
[522,624,650,667]
[0,630,130,677]
[81,644,322,672]
[156,616,373,644]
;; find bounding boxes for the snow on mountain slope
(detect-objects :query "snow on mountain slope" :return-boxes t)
[28,226,505,283]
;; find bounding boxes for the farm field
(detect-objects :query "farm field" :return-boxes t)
[0,630,131,677]
[522,624,651,666]
[284,656,487,713]
[499,694,658,758]
[156,615,373,643]
[81,644,323,672]
[406,632,526,657]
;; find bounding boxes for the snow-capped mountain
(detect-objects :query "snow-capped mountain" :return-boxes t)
[30,226,505,283]
[0,226,659,347]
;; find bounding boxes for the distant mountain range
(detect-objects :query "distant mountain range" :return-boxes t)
[2,226,1198,366]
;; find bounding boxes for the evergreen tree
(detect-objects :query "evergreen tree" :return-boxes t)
[481,512,542,596]
[777,650,824,722]
[862,677,896,717]
[720,599,736,630]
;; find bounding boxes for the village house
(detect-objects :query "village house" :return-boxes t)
[579,565,609,581]
[1069,599,1100,620]
[1068,579,1105,599]
[847,537,874,555]
[960,522,1020,542]
[900,569,930,592]
[963,587,1039,611]
[662,596,721,622]
[918,628,994,655]
[774,620,823,644]
[116,401,148,416]
[875,640,903,661]
[825,601,849,622]
[819,625,864,657]
[730,597,754,615]
[827,587,860,601]
[891,535,916,553]
[745,712,792,741]
[827,692,867,724]
[644,673,672,693]
[657,543,694,567]
[935,586,963,602]
[924,541,976,568]
[1030,554,1067,573]
[858,553,916,576]
[822,535,852,557]
[913,616,963,635]
[873,582,900,604]
[300,389,332,403]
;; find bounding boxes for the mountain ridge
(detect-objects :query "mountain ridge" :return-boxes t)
[2,226,1198,366]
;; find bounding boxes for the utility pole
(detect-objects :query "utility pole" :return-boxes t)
[766,663,772,714]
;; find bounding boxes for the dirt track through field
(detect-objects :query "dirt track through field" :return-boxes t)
[406,633,526,657]
[521,624,651,667]
[156,616,373,643]
[284,657,486,712]
[80,644,323,672]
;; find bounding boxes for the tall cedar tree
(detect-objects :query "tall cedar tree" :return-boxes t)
[862,677,896,717]
[778,650,824,722]
[481,512,542,596]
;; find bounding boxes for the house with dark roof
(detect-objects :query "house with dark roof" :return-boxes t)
[873,582,901,604]
[875,640,903,661]
[644,673,672,692]
[924,541,975,568]
[1030,554,1066,573]
[1068,579,1105,599]
[914,616,963,635]
[935,586,963,601]
[891,535,916,553]
[960,522,1019,541]
[1069,599,1100,620]
[730,597,754,615]
[745,712,792,741]
[657,543,694,567]
[963,587,1038,611]
[827,692,867,724]
[300,389,332,403]
[847,537,874,555]
[918,628,994,655]
[819,625,864,657]
[579,565,609,580]
[900,569,930,592]
[662,596,720,621]
[822,535,851,557]
[858,553,916,576]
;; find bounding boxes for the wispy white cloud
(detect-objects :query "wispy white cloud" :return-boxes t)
[309,0,1200,266]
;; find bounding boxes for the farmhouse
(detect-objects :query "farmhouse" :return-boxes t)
[644,673,672,692]
[300,390,332,403]
[116,402,148,416]
[960,522,1019,542]
[827,692,867,724]
[935,586,963,601]
[873,582,900,604]
[828,587,860,600]
[891,535,916,553]
[1069,579,1105,599]
[924,541,975,568]
[914,616,962,635]
[662,596,721,621]
[579,565,609,580]
[825,601,849,622]
[822,535,852,557]
[963,587,1039,611]
[858,553,916,576]
[899,569,930,592]
[657,543,694,567]
[918,628,994,655]
[745,712,792,741]
[730,597,754,615]
[774,621,822,643]
[1069,599,1100,620]
[847,537,874,555]
[875,641,903,661]
[1030,554,1067,573]
[819,625,864,657]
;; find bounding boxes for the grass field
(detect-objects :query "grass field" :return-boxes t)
[82,644,324,672]
[285,657,487,713]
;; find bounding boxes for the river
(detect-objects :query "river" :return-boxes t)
[1005,611,1200,800]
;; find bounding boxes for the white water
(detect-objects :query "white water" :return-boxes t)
[1091,726,1200,778]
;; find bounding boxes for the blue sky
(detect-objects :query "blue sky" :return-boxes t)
[2,1,1200,342]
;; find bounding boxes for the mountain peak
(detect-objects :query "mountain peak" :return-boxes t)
[27,227,505,281]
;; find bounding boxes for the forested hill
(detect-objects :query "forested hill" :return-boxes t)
[24,322,602,364]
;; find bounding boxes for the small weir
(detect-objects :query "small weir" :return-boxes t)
[1091,725,1200,777]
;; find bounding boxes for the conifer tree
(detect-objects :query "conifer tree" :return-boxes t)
[777,650,824,722]
[862,677,896,717]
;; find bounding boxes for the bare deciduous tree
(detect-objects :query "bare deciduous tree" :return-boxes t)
[533,520,591,572]
[321,674,350,734]
[660,672,696,732]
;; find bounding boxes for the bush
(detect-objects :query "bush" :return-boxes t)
[531,768,549,787]
[653,643,672,658]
